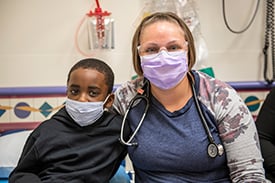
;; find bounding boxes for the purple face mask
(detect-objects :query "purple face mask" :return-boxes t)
[140,50,188,90]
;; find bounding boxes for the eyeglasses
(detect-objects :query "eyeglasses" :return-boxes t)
[137,41,188,56]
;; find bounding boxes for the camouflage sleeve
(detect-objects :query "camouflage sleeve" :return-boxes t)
[112,77,144,115]
[198,72,269,182]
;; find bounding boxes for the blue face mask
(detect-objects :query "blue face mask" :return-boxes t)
[65,95,109,127]
[140,50,188,90]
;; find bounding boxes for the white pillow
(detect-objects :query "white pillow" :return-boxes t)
[0,130,32,167]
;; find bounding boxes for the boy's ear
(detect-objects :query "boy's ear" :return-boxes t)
[104,93,114,108]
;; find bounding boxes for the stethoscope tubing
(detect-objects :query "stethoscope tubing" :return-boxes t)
[119,74,224,157]
[191,83,215,144]
[120,95,149,146]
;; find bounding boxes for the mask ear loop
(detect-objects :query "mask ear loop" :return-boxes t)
[188,72,224,158]
[103,94,110,104]
[102,94,112,111]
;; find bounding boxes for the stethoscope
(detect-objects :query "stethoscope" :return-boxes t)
[119,73,224,158]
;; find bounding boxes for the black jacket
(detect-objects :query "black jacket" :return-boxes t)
[9,107,129,183]
[256,87,275,182]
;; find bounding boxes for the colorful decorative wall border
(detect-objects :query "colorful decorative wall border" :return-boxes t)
[228,81,275,91]
[0,87,67,133]
[0,86,67,97]
[1,81,273,97]
[0,81,274,133]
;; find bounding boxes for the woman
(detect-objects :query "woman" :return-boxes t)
[113,12,268,182]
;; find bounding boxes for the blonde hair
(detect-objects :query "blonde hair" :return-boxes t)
[132,12,196,76]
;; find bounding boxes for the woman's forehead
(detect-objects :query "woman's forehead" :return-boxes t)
[140,21,185,43]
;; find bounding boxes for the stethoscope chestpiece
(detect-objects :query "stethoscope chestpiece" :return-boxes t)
[207,143,224,158]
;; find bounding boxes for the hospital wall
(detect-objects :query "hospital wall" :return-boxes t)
[0,0,267,87]
[0,0,272,125]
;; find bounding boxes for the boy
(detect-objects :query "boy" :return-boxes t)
[9,58,130,183]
